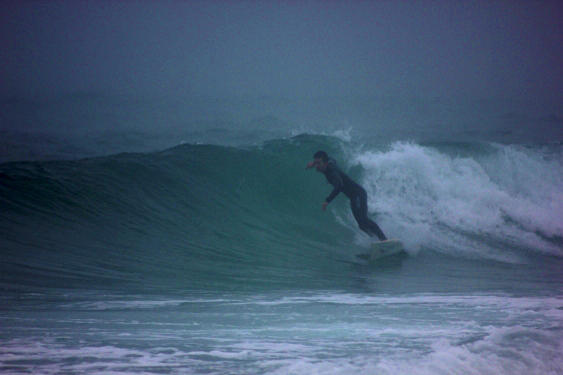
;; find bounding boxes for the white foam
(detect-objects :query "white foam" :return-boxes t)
[349,142,563,259]
[261,325,563,375]
[60,298,230,310]
[2,292,561,375]
[245,292,563,314]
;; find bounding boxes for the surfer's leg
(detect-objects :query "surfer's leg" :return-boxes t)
[366,218,387,241]
[351,191,387,241]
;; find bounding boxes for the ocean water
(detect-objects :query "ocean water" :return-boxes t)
[1,95,562,374]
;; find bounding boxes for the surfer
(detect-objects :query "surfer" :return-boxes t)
[306,150,387,241]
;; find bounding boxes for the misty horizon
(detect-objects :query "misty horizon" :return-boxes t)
[2,1,562,104]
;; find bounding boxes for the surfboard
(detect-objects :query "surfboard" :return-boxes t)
[356,239,405,262]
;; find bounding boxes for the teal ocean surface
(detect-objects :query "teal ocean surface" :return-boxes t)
[1,95,562,374]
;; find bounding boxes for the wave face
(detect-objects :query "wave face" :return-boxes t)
[1,135,562,291]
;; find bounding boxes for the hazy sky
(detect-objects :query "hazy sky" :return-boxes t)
[2,0,562,100]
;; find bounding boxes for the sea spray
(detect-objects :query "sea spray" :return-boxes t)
[351,141,563,260]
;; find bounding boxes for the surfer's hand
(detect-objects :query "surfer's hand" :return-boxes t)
[305,162,314,170]
[322,201,329,211]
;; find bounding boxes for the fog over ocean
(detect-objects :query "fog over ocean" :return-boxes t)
[1,2,562,374]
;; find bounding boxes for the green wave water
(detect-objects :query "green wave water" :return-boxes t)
[1,135,562,294]
[1,136,354,291]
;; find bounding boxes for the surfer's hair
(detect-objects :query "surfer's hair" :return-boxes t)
[314,150,329,162]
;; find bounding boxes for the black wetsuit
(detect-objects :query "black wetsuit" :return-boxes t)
[323,159,387,241]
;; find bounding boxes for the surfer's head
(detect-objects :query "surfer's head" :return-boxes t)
[313,150,329,172]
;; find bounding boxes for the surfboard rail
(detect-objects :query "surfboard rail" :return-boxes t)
[356,239,406,262]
